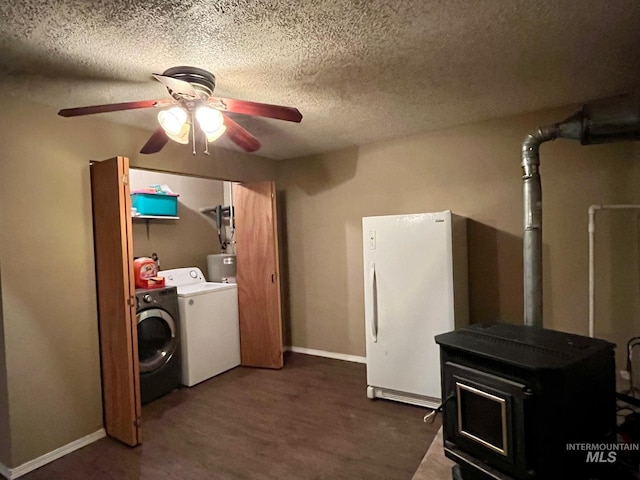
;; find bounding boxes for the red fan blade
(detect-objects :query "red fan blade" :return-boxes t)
[152,74,197,97]
[223,115,261,152]
[58,99,172,117]
[140,128,169,154]
[210,97,302,123]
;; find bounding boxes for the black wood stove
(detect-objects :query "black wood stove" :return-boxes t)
[435,323,618,480]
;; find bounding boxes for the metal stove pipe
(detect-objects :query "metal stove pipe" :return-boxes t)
[522,93,640,328]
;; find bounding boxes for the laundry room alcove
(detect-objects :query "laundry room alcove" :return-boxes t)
[90,156,284,446]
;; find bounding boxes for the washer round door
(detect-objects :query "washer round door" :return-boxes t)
[137,308,177,373]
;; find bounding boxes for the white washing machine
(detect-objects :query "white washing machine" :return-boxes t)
[159,267,240,387]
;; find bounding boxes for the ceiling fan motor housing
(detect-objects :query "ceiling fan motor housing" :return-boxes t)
[162,66,216,100]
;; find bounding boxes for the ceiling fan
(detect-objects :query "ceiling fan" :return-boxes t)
[58,66,303,155]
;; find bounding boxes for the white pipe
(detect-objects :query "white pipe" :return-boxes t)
[588,204,640,338]
[588,205,598,337]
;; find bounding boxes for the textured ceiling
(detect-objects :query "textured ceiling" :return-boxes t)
[1,0,640,160]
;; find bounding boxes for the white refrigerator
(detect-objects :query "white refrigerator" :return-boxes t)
[362,210,468,408]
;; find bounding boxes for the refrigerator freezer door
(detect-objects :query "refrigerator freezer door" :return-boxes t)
[363,211,456,405]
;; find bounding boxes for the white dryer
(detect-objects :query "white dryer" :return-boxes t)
[159,267,240,387]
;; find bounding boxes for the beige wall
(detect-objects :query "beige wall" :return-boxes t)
[634,142,640,198]
[0,97,276,468]
[130,142,275,182]
[277,106,638,369]
[130,169,225,275]
[627,143,640,387]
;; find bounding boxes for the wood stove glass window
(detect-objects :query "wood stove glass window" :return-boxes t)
[456,382,508,456]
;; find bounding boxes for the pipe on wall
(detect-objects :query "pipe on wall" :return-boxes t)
[588,205,640,338]
[522,126,559,328]
[521,93,640,328]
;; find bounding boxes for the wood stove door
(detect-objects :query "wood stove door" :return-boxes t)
[442,362,530,478]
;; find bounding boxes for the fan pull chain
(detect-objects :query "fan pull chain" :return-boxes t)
[191,113,196,156]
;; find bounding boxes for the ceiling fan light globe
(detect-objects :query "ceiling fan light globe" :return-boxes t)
[205,124,227,143]
[158,107,187,135]
[196,106,224,137]
[166,123,190,144]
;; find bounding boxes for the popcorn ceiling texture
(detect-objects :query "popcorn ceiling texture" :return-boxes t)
[0,0,639,159]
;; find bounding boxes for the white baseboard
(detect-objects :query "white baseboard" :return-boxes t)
[1,429,106,480]
[285,346,366,364]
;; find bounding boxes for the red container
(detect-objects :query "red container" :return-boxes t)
[134,257,158,289]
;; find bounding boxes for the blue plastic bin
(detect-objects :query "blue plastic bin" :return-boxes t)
[131,193,179,216]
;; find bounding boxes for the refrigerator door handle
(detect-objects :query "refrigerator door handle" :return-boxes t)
[369,262,378,343]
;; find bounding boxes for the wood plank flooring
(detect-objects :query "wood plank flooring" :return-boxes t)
[21,353,440,480]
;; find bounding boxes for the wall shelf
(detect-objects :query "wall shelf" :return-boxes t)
[132,215,179,220]
[132,215,179,239]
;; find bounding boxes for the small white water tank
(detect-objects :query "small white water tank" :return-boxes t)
[207,254,237,284]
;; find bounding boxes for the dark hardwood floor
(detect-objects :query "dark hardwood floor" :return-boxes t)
[21,353,440,479]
